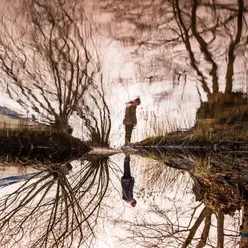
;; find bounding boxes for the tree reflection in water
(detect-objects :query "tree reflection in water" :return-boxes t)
[0,156,110,248]
[1,144,248,247]
[120,146,248,248]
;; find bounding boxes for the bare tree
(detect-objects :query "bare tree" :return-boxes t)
[0,0,99,129]
[78,72,112,147]
[98,0,248,98]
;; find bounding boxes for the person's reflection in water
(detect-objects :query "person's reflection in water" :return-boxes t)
[121,155,137,207]
[123,97,141,145]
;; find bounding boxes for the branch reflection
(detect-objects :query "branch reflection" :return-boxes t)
[0,156,110,248]
[120,147,248,247]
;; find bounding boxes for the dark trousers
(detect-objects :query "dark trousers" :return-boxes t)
[123,155,131,178]
[125,125,134,144]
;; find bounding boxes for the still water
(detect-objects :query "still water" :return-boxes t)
[0,149,247,248]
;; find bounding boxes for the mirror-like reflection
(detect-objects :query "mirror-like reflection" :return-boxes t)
[121,155,136,207]
[0,140,248,247]
[120,146,248,247]
[0,0,247,247]
[0,156,111,248]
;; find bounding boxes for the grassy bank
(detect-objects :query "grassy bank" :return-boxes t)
[0,128,91,163]
[131,122,248,147]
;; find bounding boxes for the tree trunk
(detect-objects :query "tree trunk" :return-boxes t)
[217,211,224,248]
[240,204,248,248]
[182,207,207,248]
[224,0,243,94]
[196,208,212,248]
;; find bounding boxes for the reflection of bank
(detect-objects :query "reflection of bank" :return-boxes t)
[196,92,248,126]
[127,146,248,244]
[0,125,90,164]
[0,163,73,187]
[0,172,46,187]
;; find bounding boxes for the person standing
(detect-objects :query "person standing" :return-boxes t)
[123,97,141,145]
[121,154,137,207]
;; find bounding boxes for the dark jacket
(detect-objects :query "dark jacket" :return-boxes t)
[121,176,135,200]
[123,104,137,126]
